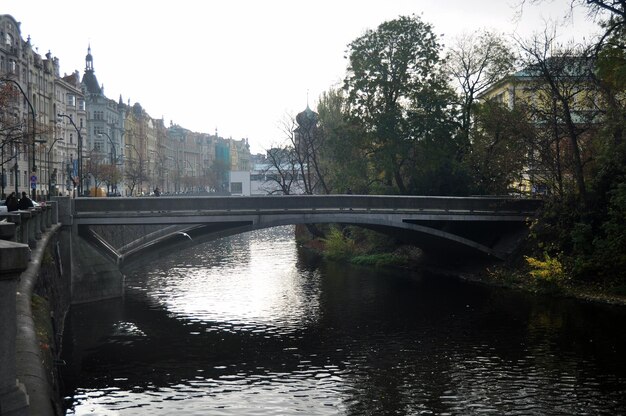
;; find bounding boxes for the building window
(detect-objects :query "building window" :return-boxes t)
[5,33,13,46]
[67,94,76,107]
[231,182,243,193]
[94,141,103,152]
[78,99,85,111]
[70,133,73,145]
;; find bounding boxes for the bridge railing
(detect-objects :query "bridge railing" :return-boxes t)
[73,195,542,215]
[0,202,58,247]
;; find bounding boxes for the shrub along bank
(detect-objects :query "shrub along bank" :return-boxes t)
[295,223,626,307]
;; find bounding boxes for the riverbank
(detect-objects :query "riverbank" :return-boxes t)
[295,225,626,308]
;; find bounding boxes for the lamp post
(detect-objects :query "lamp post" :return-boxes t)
[97,131,117,164]
[57,113,83,197]
[46,137,64,199]
[1,78,37,199]
[0,138,21,198]
[98,132,119,195]
[149,149,167,193]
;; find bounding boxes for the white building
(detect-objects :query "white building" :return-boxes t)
[229,170,251,196]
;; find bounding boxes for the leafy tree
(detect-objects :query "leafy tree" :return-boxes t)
[205,158,229,193]
[343,15,463,195]
[317,88,371,194]
[467,101,533,194]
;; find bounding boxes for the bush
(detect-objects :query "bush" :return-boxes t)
[322,227,357,260]
[525,253,566,283]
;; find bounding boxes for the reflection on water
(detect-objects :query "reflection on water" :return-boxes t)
[130,229,321,333]
[62,226,626,415]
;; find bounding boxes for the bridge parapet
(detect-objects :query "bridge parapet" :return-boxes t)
[73,195,542,216]
[0,201,61,248]
[0,202,57,248]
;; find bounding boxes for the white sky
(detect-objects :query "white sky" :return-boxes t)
[3,0,600,153]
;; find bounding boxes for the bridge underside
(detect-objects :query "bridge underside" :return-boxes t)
[76,212,531,269]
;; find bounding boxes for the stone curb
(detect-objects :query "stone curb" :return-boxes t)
[15,223,61,416]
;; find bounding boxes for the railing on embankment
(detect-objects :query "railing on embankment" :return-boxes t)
[0,201,67,416]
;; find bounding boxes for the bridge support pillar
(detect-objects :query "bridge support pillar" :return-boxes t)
[54,196,124,304]
[0,240,31,416]
[71,233,125,304]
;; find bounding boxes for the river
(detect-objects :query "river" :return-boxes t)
[61,226,626,415]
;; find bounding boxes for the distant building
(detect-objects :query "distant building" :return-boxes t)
[1,14,87,199]
[81,46,126,195]
[229,170,251,196]
[478,57,600,196]
[1,14,253,198]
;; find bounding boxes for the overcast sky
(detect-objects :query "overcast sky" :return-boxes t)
[4,0,600,153]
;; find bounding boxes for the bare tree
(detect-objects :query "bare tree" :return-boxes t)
[263,144,300,195]
[85,151,108,196]
[515,28,599,199]
[124,157,147,196]
[447,30,517,147]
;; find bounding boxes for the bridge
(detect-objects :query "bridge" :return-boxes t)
[71,194,541,271]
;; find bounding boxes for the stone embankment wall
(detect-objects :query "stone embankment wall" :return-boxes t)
[1,202,70,416]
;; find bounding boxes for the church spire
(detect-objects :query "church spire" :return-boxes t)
[81,44,102,94]
[85,44,94,72]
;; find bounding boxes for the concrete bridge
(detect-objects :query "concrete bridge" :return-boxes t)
[71,194,541,281]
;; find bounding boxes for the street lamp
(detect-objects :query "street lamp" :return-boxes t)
[97,131,117,164]
[46,138,64,199]
[1,138,21,197]
[1,78,37,199]
[149,149,167,193]
[57,113,83,197]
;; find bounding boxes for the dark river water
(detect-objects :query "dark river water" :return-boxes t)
[61,226,626,415]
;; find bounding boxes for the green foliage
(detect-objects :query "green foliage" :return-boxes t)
[351,253,410,268]
[322,227,357,260]
[466,101,531,195]
[316,88,371,194]
[313,4,626,290]
[588,182,626,278]
[343,14,464,195]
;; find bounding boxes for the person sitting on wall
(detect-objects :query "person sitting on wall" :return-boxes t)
[17,191,34,210]
[154,187,161,197]
[4,192,18,212]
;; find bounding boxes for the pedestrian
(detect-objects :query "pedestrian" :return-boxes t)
[17,191,34,210]
[4,192,18,212]
[154,187,161,197]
